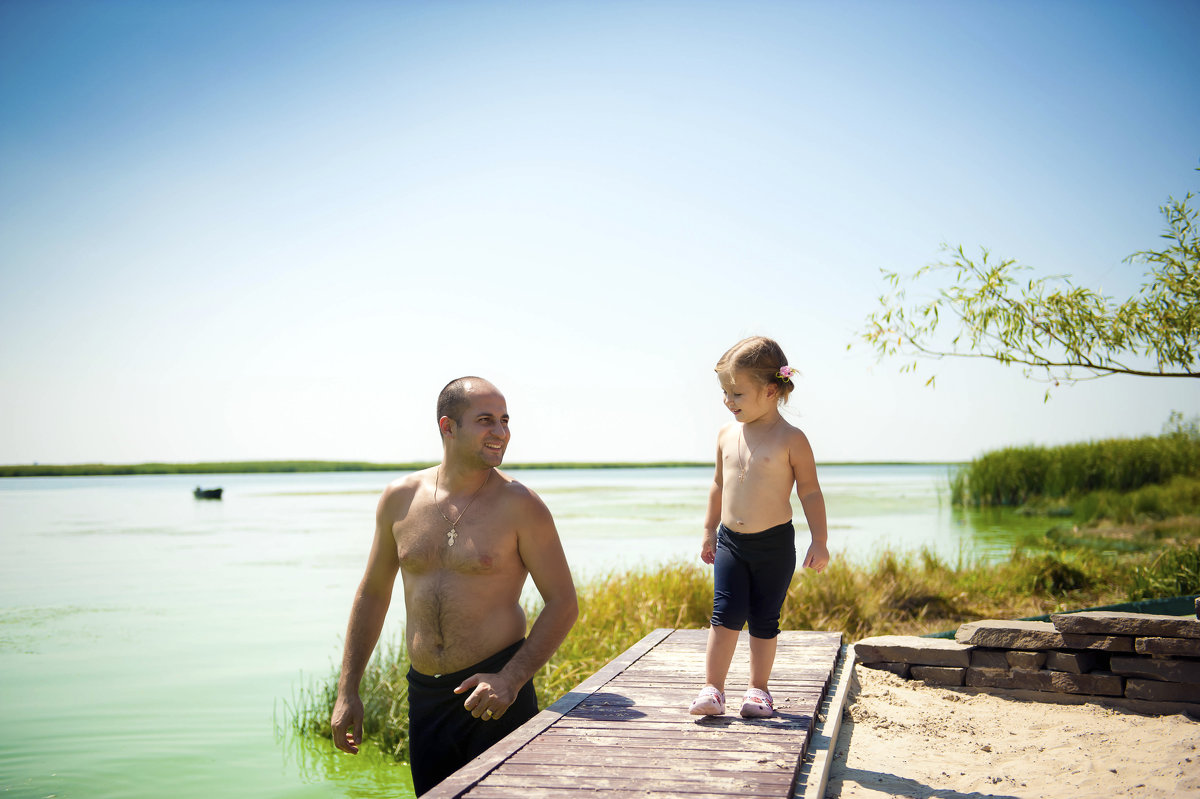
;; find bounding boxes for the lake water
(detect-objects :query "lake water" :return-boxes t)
[0,465,1051,798]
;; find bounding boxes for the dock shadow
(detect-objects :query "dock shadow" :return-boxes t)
[692,710,813,728]
[828,764,1021,799]
[571,691,648,720]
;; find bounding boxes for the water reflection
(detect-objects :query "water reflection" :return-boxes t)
[275,727,415,799]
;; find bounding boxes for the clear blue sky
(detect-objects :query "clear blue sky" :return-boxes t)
[1,0,1197,465]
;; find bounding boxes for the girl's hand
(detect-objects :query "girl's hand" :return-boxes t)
[803,542,829,573]
[700,529,717,564]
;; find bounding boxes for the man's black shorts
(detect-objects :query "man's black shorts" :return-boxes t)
[406,638,538,795]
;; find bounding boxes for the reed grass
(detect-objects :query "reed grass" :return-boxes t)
[538,562,716,700]
[951,427,1200,507]
[289,638,412,761]
[1130,541,1200,600]
[1070,475,1200,525]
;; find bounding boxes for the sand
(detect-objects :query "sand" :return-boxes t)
[825,664,1200,799]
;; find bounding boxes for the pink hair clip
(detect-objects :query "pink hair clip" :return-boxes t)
[776,365,796,382]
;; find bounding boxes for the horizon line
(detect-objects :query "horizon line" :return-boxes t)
[0,458,966,477]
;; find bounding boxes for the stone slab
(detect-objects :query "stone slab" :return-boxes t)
[1126,678,1200,703]
[966,667,1124,696]
[1136,636,1200,657]
[1006,650,1047,670]
[970,649,1010,669]
[860,661,911,679]
[853,636,972,667]
[1110,655,1200,684]
[959,684,1200,716]
[965,667,1016,689]
[956,620,1064,650]
[1060,633,1134,652]
[911,665,966,686]
[1051,610,1200,639]
[1045,650,1104,674]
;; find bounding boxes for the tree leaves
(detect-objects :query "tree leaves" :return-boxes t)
[859,170,1200,392]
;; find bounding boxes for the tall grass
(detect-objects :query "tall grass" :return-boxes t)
[286,535,1196,762]
[951,428,1200,507]
[539,563,715,700]
[1129,542,1200,600]
[289,638,412,762]
[1071,475,1200,525]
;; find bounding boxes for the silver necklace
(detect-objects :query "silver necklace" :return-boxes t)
[434,467,491,546]
[737,420,778,482]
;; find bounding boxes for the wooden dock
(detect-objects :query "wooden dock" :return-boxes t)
[425,628,850,799]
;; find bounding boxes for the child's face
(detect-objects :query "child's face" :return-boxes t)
[718,370,777,423]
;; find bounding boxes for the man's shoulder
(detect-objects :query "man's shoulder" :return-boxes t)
[494,470,552,514]
[493,469,538,500]
[382,467,434,500]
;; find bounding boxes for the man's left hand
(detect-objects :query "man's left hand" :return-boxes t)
[454,672,518,721]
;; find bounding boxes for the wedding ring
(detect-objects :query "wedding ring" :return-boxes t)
[483,709,492,718]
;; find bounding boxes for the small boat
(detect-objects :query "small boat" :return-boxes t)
[193,487,223,500]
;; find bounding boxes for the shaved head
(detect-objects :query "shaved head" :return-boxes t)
[437,376,499,426]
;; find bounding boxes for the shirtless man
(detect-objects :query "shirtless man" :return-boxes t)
[331,377,578,795]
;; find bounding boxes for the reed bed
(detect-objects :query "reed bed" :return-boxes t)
[288,638,412,762]
[951,428,1200,507]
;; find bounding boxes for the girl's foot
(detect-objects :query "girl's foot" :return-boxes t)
[688,686,725,715]
[740,688,774,718]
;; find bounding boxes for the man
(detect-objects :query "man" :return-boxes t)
[331,377,578,795]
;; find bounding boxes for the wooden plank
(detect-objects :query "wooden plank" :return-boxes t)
[528,732,809,753]
[503,748,800,768]
[550,715,816,733]
[424,628,843,798]
[463,782,782,796]
[498,758,798,778]
[479,773,791,795]
[792,644,854,799]
[422,628,672,798]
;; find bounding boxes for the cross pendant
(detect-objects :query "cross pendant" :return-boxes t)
[447,527,457,546]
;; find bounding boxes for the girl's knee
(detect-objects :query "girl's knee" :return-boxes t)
[747,619,781,639]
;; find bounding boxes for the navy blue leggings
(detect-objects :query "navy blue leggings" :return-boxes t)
[710,521,796,639]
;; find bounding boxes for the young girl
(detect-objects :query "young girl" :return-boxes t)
[690,336,830,718]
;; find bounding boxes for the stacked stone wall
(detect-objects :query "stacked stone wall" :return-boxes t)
[853,607,1200,713]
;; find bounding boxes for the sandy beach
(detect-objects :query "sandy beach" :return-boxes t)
[826,664,1200,798]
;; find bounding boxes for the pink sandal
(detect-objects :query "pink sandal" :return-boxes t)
[740,688,774,718]
[689,686,725,716]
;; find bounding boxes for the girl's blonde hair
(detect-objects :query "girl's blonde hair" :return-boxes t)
[715,336,795,404]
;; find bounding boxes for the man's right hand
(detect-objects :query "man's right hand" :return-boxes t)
[331,692,364,754]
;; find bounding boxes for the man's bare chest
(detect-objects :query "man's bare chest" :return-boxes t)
[393,504,515,576]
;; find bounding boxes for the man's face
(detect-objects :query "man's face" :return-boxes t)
[451,386,510,466]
